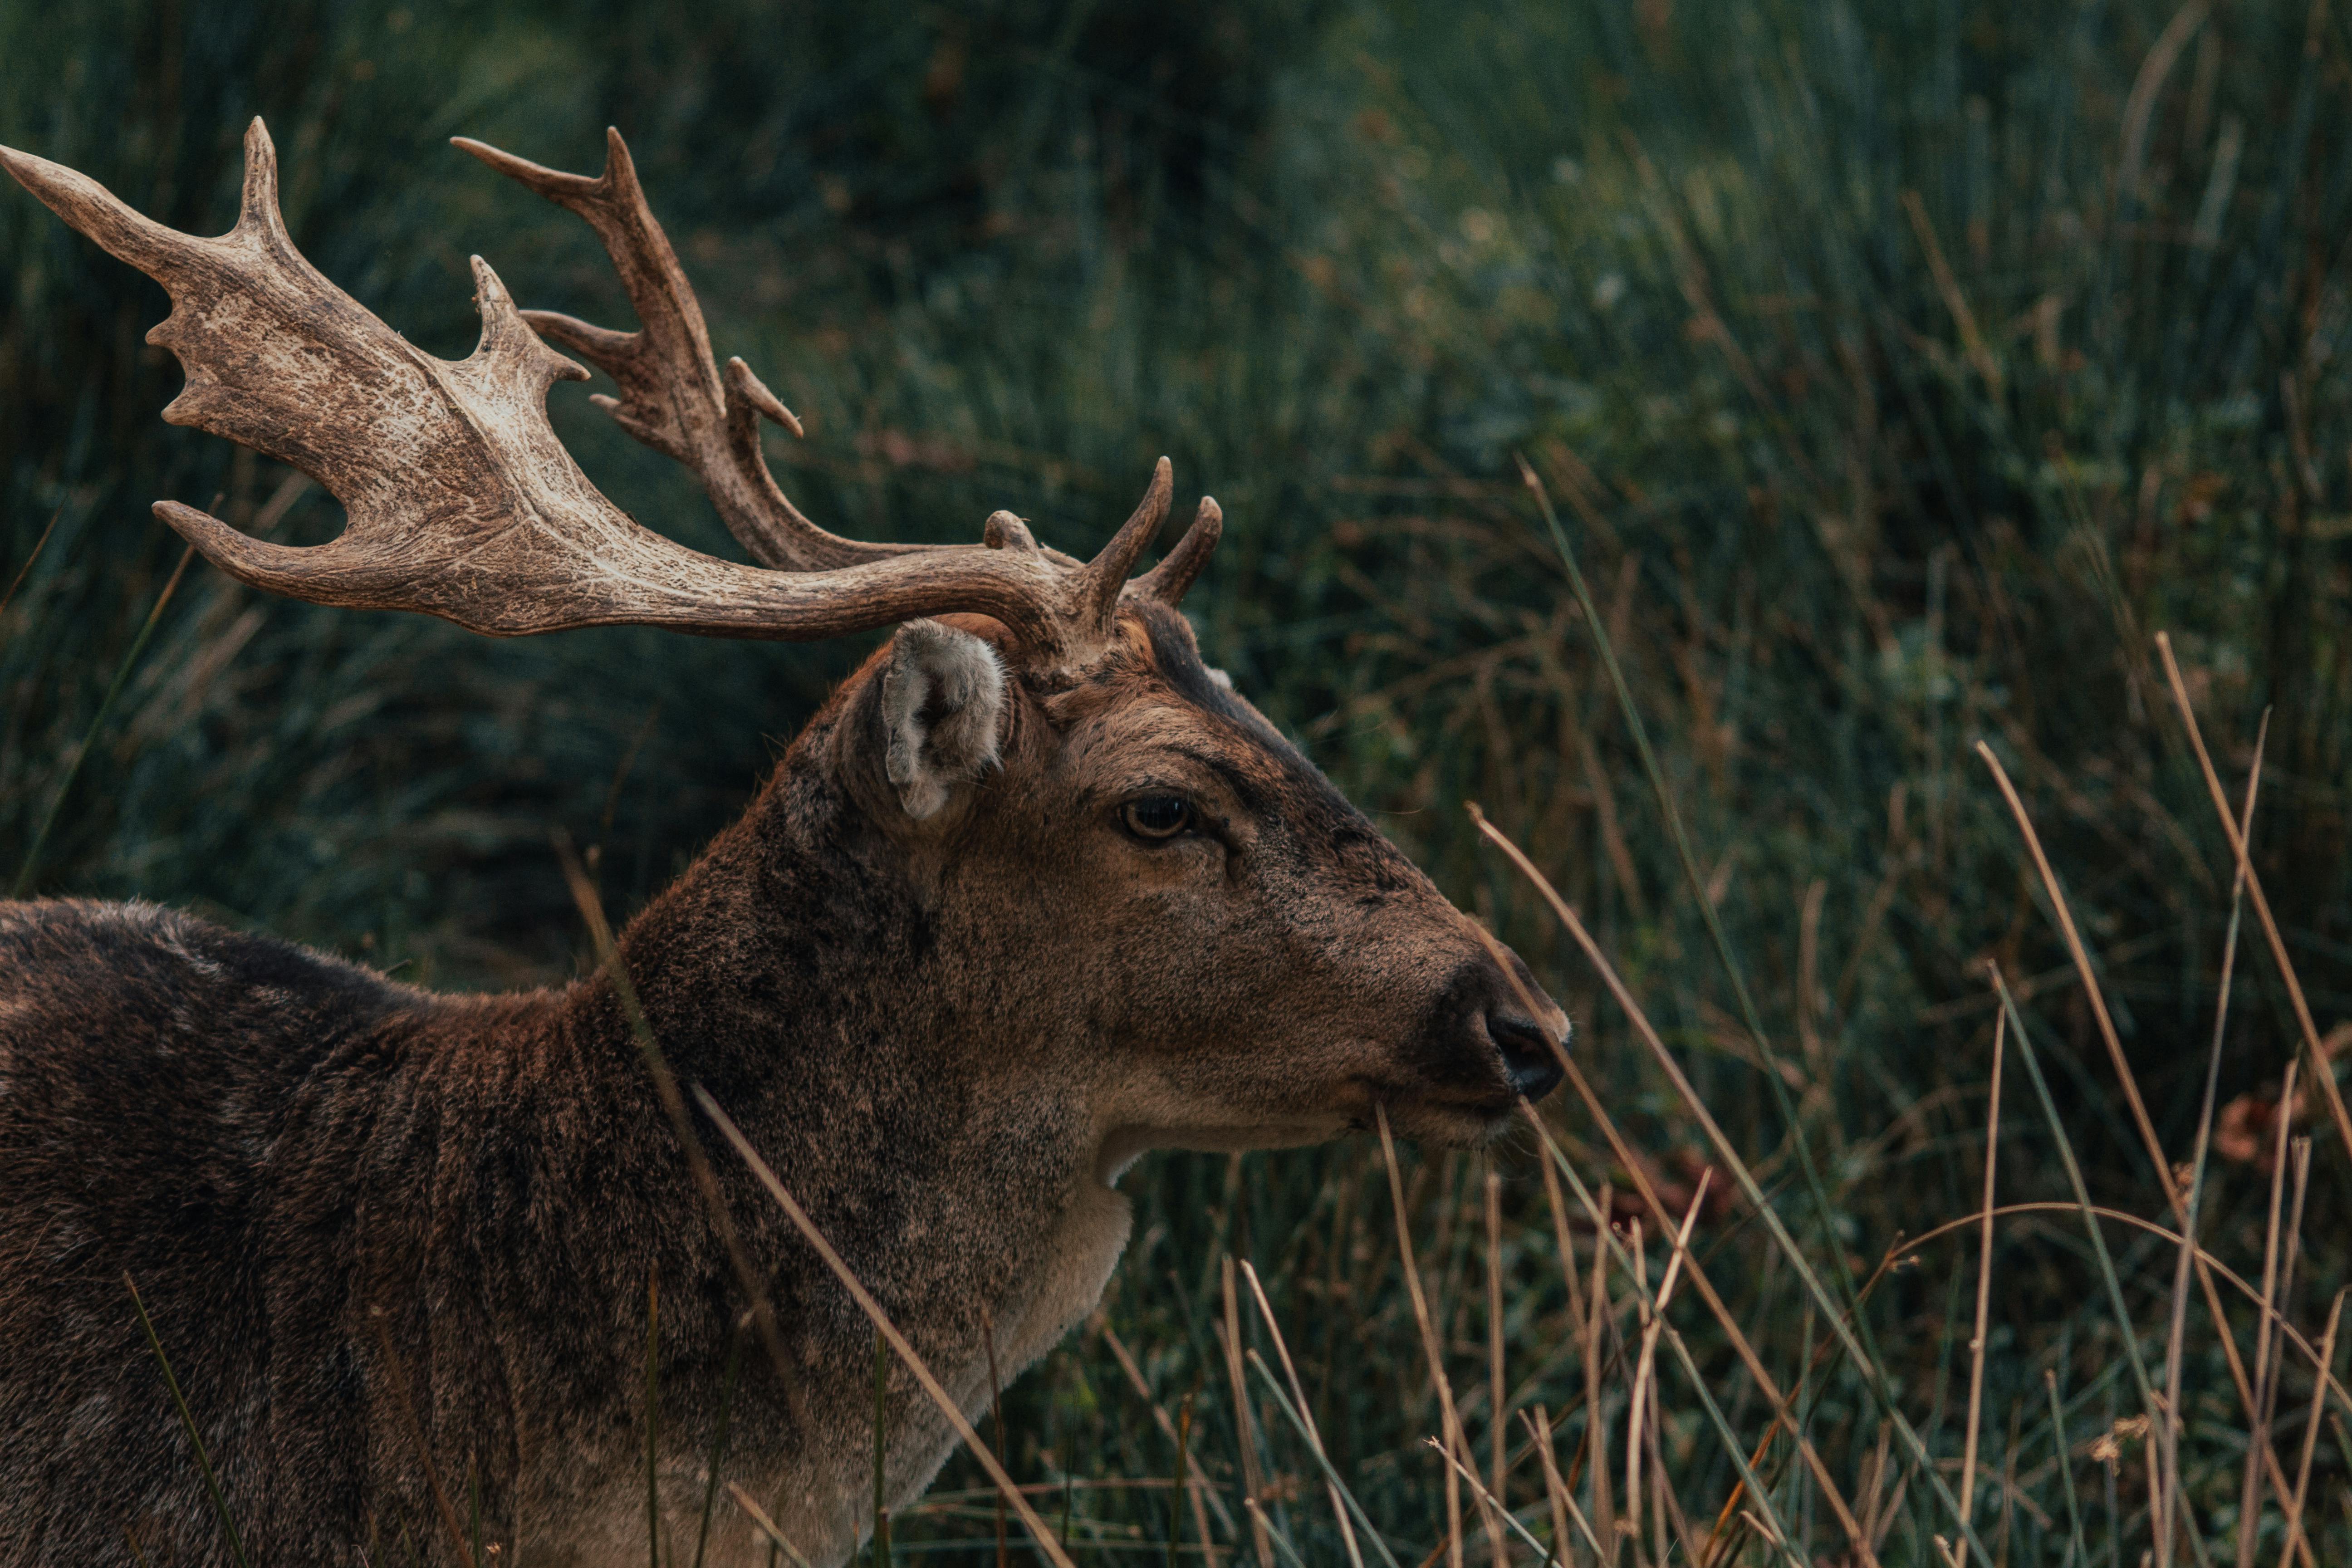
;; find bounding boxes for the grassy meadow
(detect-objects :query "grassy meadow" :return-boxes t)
[5,0,2352,1561]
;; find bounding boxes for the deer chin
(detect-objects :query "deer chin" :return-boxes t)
[1094,1116,1352,1186]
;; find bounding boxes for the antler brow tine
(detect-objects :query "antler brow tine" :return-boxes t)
[1083,456,1173,629]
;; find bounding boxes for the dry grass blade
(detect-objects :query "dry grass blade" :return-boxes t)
[2276,1290,2347,1568]
[2164,710,2267,1562]
[1627,1177,1706,1568]
[1521,1406,1583,1566]
[1646,1384,1695,1568]
[1699,1426,1782,1568]
[1376,1104,1471,1568]
[1244,1352,1404,1568]
[1979,735,2278,1550]
[1892,1201,2352,1408]
[1953,1011,2006,1566]
[363,1305,472,1568]
[1533,1144,1588,1337]
[1168,1393,1196,1568]
[2118,1,2211,204]
[1535,1039,1879,1559]
[2241,1127,2311,1568]
[2237,1068,2300,1568]
[1240,1262,1365,1568]
[1584,1191,1613,1555]
[1513,1096,1817,1565]
[1855,1423,1894,1559]
[1624,1216,1647,1568]
[692,1087,1083,1568]
[1221,1259,1277,1568]
[727,1482,815,1568]
[1098,1319,1235,1540]
[1485,1168,1508,1533]
[1901,190,2002,397]
[2155,631,2352,1171]
[1476,810,1954,1565]
[1974,742,2181,1217]
[555,836,798,1398]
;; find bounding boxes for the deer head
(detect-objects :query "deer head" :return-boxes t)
[0,120,1567,1564]
[0,118,1565,1138]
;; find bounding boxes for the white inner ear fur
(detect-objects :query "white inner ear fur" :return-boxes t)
[880,620,1007,820]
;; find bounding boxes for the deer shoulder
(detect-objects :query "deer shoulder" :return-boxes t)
[0,122,1568,1568]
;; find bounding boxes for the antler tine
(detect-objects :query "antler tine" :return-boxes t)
[1081,458,1173,632]
[450,127,905,573]
[1131,495,1223,607]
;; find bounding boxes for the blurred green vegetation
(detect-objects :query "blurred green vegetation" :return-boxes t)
[6,0,2352,1562]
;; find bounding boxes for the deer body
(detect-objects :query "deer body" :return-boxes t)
[0,122,1568,1567]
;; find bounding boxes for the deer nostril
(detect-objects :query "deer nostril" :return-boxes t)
[1488,1012,1564,1102]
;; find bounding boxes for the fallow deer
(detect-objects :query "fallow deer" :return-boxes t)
[0,121,1568,1567]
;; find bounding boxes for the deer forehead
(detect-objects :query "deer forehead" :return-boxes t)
[1046,702,1255,798]
[1023,616,1303,808]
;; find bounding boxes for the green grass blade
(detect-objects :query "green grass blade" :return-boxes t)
[0,506,61,626]
[647,1272,663,1568]
[1514,459,1869,1327]
[1249,1501,1314,1568]
[1519,1118,1810,1568]
[13,543,193,897]
[1247,1355,1403,1568]
[1993,974,2173,1534]
[124,1271,252,1568]
[691,1321,747,1568]
[872,1327,891,1568]
[1480,809,1995,1564]
[2051,1372,2088,1568]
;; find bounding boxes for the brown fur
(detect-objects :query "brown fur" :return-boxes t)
[0,600,1564,1566]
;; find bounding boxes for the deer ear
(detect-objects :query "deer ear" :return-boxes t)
[879,620,1007,821]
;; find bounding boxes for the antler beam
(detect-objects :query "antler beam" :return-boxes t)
[0,119,1219,668]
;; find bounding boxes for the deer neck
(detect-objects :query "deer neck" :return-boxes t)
[541,729,1131,1552]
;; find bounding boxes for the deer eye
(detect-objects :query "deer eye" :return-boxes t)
[1120,795,1193,841]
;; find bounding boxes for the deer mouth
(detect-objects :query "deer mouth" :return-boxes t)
[1356,995,1569,1145]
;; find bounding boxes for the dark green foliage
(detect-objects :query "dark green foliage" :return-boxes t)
[6,0,2352,1561]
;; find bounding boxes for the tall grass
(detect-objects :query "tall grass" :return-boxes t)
[5,0,2351,1562]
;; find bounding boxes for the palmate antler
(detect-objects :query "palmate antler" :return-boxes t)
[0,119,1220,671]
